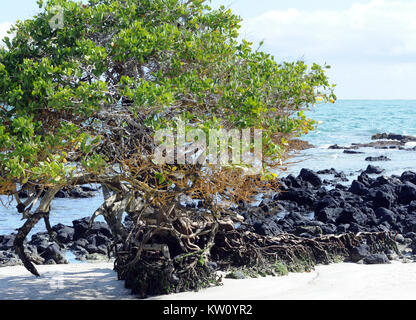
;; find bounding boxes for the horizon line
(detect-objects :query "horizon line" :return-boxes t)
[336,98,416,101]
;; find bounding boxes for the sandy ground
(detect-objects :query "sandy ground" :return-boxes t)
[150,261,416,300]
[1,261,416,300]
[0,263,134,300]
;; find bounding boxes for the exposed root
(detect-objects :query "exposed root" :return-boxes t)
[116,250,220,298]
[211,230,398,272]
[114,215,399,298]
[114,212,221,298]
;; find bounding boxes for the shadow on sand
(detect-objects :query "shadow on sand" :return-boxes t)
[0,264,135,300]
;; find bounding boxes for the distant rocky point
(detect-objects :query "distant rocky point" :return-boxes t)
[329,133,416,151]
[371,133,416,143]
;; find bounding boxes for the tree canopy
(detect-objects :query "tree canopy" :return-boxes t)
[0,0,335,289]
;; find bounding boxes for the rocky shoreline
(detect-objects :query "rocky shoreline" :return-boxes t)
[1,166,416,268]
[328,132,416,152]
[1,132,416,270]
[0,217,114,267]
[240,167,416,264]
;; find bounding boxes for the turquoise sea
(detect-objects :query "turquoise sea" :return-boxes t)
[286,100,416,177]
[1,100,416,236]
[305,100,416,147]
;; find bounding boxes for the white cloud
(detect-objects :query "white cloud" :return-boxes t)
[240,0,416,98]
[242,0,416,61]
[326,62,416,99]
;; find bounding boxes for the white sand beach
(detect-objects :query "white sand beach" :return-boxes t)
[152,261,416,300]
[0,263,134,300]
[1,261,416,300]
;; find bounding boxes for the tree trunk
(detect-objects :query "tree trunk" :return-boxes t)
[13,187,59,276]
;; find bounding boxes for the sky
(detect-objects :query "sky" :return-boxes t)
[1,0,416,99]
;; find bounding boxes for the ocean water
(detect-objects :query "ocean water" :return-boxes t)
[304,100,416,147]
[285,100,416,178]
[1,100,416,236]
[0,193,107,263]
[0,194,106,235]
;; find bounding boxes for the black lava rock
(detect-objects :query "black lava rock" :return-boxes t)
[358,172,373,187]
[299,168,322,188]
[365,156,391,162]
[349,180,368,196]
[374,190,394,209]
[363,253,391,265]
[397,182,416,205]
[350,244,371,262]
[401,171,416,185]
[52,225,75,244]
[39,243,67,264]
[0,234,16,251]
[316,207,342,224]
[365,165,385,175]
[336,207,367,225]
[375,207,396,224]
[72,218,90,240]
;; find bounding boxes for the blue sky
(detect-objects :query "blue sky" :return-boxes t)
[209,0,374,18]
[1,0,415,99]
[0,0,41,22]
